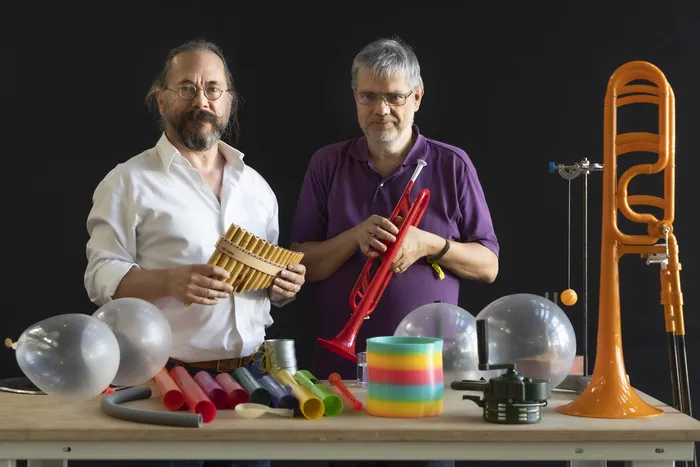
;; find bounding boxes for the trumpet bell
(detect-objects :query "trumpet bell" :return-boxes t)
[317,337,358,363]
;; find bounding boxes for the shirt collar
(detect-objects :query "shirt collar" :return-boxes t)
[349,124,426,168]
[155,132,246,172]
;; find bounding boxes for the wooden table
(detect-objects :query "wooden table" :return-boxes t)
[0,380,698,467]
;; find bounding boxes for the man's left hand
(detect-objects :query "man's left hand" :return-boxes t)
[269,263,306,301]
[390,225,434,274]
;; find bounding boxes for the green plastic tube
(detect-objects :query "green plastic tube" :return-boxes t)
[294,370,343,416]
[232,367,271,406]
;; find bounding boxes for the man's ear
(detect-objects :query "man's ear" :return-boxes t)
[157,90,165,116]
[413,87,424,111]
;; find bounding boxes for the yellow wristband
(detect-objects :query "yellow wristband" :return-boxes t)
[431,263,445,280]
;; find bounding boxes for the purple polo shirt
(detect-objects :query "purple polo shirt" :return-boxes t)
[289,125,499,379]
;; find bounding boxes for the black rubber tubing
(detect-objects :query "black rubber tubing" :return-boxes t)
[100,386,203,428]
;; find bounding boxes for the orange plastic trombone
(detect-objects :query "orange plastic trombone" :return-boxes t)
[557,61,687,419]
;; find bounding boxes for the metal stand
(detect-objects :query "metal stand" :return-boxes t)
[549,158,603,377]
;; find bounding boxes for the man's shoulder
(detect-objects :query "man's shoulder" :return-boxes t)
[99,146,160,187]
[241,163,275,194]
[310,136,360,163]
[423,136,476,172]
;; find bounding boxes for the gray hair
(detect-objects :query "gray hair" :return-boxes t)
[351,37,423,90]
[144,38,240,139]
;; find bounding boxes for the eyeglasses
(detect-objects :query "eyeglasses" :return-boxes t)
[355,90,414,106]
[166,84,232,101]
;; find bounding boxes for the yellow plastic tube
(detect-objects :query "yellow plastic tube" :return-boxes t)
[273,369,324,420]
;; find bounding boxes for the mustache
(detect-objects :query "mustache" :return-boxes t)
[182,109,218,123]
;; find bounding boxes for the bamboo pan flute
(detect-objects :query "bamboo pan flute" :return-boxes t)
[208,223,304,294]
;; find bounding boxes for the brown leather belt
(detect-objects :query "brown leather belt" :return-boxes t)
[168,356,253,373]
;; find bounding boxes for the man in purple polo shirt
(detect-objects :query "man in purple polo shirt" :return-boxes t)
[290,37,499,392]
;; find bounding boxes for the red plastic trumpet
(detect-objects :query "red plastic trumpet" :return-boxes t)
[317,160,431,362]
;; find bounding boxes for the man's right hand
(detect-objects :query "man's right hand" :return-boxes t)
[168,264,234,305]
[353,214,400,257]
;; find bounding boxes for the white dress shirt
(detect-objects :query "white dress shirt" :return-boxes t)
[85,133,280,362]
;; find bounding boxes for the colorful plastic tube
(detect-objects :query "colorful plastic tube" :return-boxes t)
[295,370,343,416]
[273,369,324,420]
[232,367,271,406]
[215,372,249,408]
[365,336,444,418]
[328,372,363,410]
[259,375,298,411]
[170,366,217,423]
[194,371,228,410]
[153,367,185,410]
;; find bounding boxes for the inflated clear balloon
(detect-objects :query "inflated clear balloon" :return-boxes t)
[15,313,120,400]
[476,293,577,389]
[92,298,172,386]
[394,301,482,386]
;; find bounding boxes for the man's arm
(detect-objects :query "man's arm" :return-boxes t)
[387,160,500,283]
[112,266,168,301]
[84,174,233,306]
[290,229,357,283]
[422,234,499,283]
[291,214,399,283]
[84,174,141,306]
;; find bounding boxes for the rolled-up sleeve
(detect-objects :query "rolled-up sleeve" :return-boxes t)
[84,173,138,306]
[266,195,293,308]
[458,167,500,257]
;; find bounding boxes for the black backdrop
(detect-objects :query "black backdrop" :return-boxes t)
[6,2,700,466]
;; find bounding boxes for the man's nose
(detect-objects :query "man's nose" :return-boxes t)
[373,98,390,115]
[191,89,210,108]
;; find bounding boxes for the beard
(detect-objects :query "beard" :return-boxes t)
[365,117,411,145]
[164,107,230,151]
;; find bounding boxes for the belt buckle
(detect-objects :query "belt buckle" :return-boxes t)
[217,358,239,372]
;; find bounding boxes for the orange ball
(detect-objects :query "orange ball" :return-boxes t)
[561,288,578,306]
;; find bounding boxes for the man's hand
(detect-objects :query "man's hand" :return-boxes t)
[269,263,307,301]
[390,225,435,274]
[352,214,400,257]
[168,264,234,306]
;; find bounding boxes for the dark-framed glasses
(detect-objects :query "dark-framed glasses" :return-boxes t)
[355,90,414,106]
[166,84,231,101]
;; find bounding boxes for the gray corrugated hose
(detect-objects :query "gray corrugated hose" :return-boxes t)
[101,386,203,427]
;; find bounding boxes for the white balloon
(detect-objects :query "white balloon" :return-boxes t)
[93,298,173,386]
[476,293,577,389]
[15,313,120,400]
[395,301,483,386]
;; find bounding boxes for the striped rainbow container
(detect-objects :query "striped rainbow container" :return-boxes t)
[365,336,443,418]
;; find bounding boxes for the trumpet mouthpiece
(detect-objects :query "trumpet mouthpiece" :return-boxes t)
[410,159,428,182]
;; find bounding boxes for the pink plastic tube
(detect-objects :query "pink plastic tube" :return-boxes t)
[194,371,228,410]
[153,367,185,410]
[170,366,217,422]
[215,373,250,408]
[329,373,363,410]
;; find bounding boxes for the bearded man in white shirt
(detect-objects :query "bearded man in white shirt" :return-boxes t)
[84,38,306,414]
